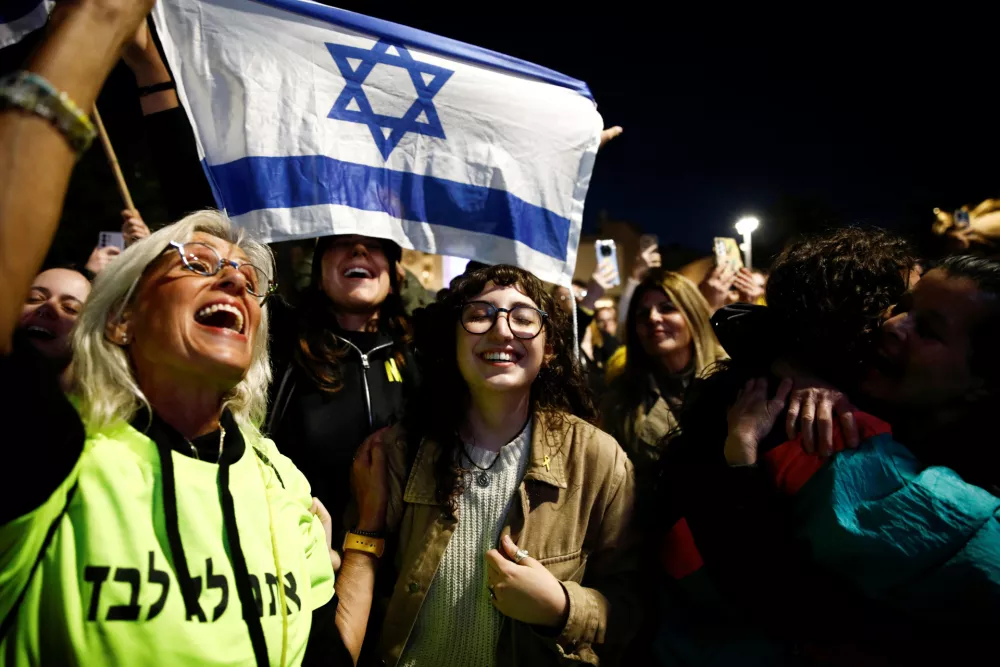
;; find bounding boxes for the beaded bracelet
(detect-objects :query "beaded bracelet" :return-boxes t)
[0,71,96,155]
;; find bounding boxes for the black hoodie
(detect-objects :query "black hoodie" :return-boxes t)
[266,236,416,536]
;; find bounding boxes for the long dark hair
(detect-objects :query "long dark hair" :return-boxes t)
[293,236,411,392]
[406,264,595,513]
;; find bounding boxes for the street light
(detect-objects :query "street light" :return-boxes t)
[734,216,760,269]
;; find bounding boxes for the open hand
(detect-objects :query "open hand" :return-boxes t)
[724,378,793,466]
[351,427,389,533]
[486,535,568,628]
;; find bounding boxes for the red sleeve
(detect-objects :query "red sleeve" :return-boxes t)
[762,412,892,495]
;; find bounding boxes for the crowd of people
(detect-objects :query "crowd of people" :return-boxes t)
[1,2,997,666]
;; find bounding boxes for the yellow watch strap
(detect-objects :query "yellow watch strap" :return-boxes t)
[342,532,385,558]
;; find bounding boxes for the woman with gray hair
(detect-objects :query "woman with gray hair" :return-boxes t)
[1,211,384,665]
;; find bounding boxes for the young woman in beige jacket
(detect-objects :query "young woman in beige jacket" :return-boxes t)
[365,264,640,667]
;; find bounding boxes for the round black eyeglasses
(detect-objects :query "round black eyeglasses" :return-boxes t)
[459,301,548,340]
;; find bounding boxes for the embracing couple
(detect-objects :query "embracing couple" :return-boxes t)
[656,228,1000,665]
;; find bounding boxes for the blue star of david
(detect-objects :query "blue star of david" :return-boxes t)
[327,39,454,160]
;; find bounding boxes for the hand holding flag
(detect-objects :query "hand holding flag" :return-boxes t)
[600,125,623,148]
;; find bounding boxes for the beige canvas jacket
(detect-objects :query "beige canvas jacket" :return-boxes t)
[375,410,640,666]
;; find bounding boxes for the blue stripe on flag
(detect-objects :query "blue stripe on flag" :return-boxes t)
[249,0,593,101]
[206,155,572,262]
[0,0,43,23]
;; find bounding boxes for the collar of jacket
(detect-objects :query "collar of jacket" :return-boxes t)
[402,409,570,505]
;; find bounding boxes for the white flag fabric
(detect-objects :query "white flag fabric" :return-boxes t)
[152,0,602,286]
[0,0,52,49]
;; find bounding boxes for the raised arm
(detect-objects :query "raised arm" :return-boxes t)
[123,20,216,218]
[617,242,661,331]
[0,0,155,354]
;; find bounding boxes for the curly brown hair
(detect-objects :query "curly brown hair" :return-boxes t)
[406,264,596,514]
[766,226,916,391]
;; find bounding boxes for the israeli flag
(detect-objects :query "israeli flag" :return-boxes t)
[0,0,53,49]
[152,0,602,286]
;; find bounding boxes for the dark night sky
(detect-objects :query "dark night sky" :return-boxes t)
[3,4,996,266]
[342,5,996,259]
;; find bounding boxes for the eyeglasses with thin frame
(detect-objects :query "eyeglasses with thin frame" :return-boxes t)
[459,301,548,340]
[168,241,276,300]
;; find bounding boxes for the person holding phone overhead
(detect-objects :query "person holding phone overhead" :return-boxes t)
[696,238,762,312]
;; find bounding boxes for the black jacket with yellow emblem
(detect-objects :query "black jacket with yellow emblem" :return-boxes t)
[266,297,416,536]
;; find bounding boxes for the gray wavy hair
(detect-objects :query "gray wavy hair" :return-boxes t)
[71,210,273,437]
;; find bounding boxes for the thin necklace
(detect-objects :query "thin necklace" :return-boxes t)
[460,433,501,488]
[187,425,226,464]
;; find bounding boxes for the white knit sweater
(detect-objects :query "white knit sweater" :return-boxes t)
[399,422,532,667]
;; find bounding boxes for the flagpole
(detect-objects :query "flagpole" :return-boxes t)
[571,291,579,362]
[92,107,136,211]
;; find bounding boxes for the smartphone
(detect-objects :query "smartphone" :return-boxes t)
[595,239,621,287]
[98,231,125,251]
[713,237,744,270]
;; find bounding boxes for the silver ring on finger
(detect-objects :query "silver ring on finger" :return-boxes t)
[514,548,529,564]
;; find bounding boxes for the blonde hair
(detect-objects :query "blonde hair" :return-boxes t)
[70,210,274,437]
[603,269,728,451]
[641,270,727,375]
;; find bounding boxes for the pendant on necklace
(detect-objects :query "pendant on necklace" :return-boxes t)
[476,472,491,488]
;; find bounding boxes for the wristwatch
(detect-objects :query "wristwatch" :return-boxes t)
[343,531,385,558]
